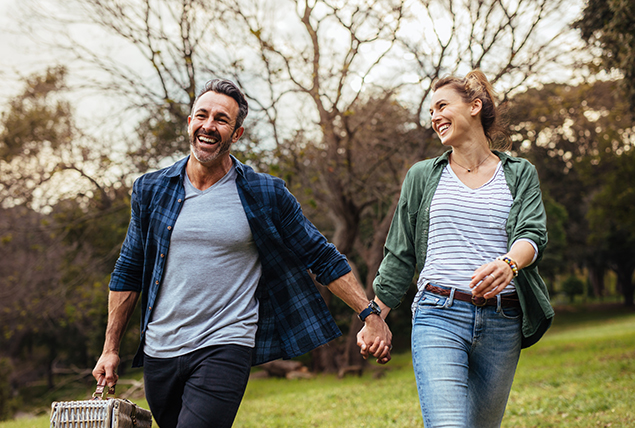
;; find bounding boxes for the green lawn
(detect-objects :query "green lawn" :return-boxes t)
[3,304,634,427]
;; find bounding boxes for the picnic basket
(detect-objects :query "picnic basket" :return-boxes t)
[50,384,152,428]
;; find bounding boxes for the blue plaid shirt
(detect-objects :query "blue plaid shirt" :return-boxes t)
[109,156,349,367]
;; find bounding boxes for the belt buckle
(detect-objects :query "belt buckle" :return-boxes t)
[471,295,487,307]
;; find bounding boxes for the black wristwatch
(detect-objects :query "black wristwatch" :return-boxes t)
[358,300,382,322]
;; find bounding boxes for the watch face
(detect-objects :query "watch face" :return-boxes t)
[370,301,381,315]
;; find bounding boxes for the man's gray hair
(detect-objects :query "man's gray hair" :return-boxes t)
[192,79,249,129]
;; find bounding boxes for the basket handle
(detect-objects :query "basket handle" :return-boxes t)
[93,384,116,399]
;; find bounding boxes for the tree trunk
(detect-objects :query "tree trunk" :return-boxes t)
[341,194,400,371]
[312,276,339,374]
[47,340,57,390]
[616,264,635,307]
[588,264,605,299]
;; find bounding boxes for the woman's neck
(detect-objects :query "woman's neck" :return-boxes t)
[450,139,492,170]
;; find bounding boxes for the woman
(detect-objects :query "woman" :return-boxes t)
[369,70,553,427]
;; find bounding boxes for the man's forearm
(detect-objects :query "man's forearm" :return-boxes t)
[326,271,370,313]
[102,290,140,354]
[328,272,393,364]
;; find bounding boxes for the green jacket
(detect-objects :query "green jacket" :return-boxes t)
[373,150,554,348]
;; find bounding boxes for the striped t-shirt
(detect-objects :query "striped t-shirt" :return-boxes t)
[417,161,515,294]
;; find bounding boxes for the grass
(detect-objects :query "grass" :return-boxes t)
[2,303,634,427]
[503,304,635,427]
[235,352,420,428]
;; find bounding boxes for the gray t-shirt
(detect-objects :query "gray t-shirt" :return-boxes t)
[144,165,262,358]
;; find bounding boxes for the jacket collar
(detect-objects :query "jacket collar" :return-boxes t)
[433,150,452,167]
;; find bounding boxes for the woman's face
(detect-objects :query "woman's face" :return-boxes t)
[430,86,479,147]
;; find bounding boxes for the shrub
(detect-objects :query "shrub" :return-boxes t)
[562,275,585,303]
[0,358,15,421]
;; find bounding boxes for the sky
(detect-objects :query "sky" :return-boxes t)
[0,0,26,101]
[0,0,60,100]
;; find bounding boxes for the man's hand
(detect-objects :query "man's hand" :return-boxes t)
[92,351,121,387]
[357,315,392,364]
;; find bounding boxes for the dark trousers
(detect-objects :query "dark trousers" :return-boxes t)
[144,344,253,428]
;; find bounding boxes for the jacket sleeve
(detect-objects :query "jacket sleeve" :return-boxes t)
[373,168,420,308]
[511,162,548,264]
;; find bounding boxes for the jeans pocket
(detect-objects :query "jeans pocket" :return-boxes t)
[418,292,449,308]
[498,305,522,320]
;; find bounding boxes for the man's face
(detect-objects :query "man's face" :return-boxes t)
[187,91,244,165]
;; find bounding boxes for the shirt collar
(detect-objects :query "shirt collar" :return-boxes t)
[164,156,189,179]
[162,154,247,180]
[230,154,247,178]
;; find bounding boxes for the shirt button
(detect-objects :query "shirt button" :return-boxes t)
[155,280,159,285]
[178,199,182,203]
[167,226,172,230]
[160,254,165,258]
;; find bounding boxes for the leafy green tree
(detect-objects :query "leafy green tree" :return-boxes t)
[507,79,634,303]
[539,192,568,291]
[574,0,635,110]
[586,149,635,305]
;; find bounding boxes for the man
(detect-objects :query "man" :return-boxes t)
[92,79,392,428]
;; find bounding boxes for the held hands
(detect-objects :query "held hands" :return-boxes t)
[356,315,393,364]
[92,351,121,388]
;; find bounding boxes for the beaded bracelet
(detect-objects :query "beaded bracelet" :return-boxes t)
[496,255,519,277]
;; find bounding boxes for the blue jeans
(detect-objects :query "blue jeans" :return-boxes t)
[411,285,522,428]
[144,344,253,428]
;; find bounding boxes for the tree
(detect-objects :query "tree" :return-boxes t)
[574,0,635,111]
[19,0,238,170]
[0,358,16,421]
[0,66,73,209]
[586,148,635,306]
[507,79,635,304]
[562,275,585,303]
[0,68,133,404]
[538,192,568,291]
[18,0,579,373]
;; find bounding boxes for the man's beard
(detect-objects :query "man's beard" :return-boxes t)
[190,129,233,164]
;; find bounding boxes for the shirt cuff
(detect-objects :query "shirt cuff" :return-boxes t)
[513,238,539,264]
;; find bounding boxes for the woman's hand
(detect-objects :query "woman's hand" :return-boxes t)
[469,259,514,298]
[470,241,538,298]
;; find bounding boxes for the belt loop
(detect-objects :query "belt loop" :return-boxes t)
[446,287,456,307]
[496,294,502,312]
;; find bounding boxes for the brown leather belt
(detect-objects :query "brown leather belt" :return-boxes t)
[424,284,521,308]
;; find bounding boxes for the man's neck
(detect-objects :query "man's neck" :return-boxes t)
[185,155,233,191]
